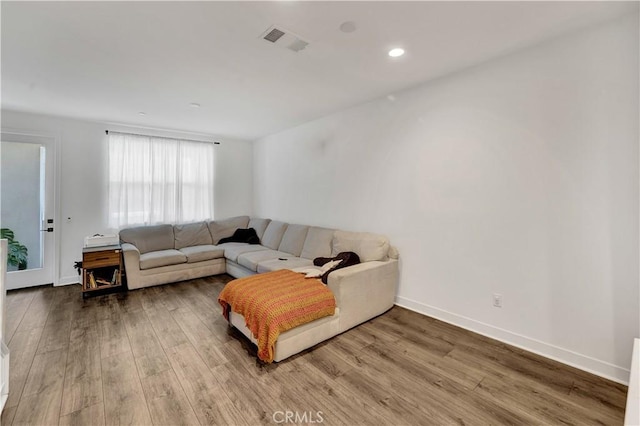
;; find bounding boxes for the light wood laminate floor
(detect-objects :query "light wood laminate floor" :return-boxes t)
[1,275,627,425]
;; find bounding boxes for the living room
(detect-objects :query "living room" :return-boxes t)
[1,1,639,425]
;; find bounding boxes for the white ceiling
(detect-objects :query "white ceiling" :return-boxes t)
[1,1,637,140]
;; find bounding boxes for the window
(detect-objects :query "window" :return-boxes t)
[108,132,214,228]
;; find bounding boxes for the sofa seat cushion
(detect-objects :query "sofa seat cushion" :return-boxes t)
[257,257,314,274]
[237,250,293,272]
[178,245,224,263]
[139,249,187,270]
[218,243,269,262]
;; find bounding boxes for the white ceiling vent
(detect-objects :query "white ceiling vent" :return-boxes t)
[261,25,309,53]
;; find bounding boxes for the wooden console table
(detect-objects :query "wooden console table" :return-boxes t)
[82,244,124,297]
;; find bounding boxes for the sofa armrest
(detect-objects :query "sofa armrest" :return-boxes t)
[122,242,144,289]
[121,242,141,272]
[122,243,140,261]
[327,259,398,332]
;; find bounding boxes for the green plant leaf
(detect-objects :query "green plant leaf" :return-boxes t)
[1,228,28,268]
[1,228,16,241]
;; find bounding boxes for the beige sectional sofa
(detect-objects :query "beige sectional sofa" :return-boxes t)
[120,216,399,361]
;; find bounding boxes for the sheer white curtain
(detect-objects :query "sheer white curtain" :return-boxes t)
[108,132,214,228]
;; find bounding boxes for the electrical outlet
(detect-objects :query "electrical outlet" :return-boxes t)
[492,293,503,308]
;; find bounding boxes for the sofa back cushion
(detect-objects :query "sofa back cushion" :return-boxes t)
[261,221,288,250]
[120,224,175,254]
[278,224,309,256]
[248,218,271,240]
[300,227,335,260]
[331,230,390,262]
[174,222,212,249]
[208,216,250,244]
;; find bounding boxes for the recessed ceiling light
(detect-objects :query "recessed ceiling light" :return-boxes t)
[388,48,405,58]
[189,103,201,108]
[339,21,357,33]
[138,112,146,116]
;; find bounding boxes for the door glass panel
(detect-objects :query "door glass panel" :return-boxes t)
[0,141,44,271]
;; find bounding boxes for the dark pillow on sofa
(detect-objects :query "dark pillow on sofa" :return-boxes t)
[218,228,260,245]
[313,251,360,284]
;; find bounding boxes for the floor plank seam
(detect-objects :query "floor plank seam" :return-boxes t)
[97,302,109,426]
[57,325,72,422]
[143,297,203,426]
[6,292,35,345]
[9,290,57,425]
[123,313,155,425]
[10,289,41,339]
[472,376,485,392]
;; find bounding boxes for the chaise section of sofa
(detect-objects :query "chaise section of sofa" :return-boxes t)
[228,226,399,362]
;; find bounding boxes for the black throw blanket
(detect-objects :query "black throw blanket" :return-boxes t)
[218,228,261,245]
[313,251,360,284]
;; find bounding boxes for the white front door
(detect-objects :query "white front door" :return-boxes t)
[1,131,57,289]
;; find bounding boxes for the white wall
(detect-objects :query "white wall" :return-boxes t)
[0,110,253,285]
[254,15,639,383]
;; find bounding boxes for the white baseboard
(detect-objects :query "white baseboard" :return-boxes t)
[56,275,80,286]
[395,296,630,385]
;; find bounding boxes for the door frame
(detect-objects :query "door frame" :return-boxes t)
[1,128,60,289]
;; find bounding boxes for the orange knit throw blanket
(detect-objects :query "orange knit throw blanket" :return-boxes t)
[218,269,336,363]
